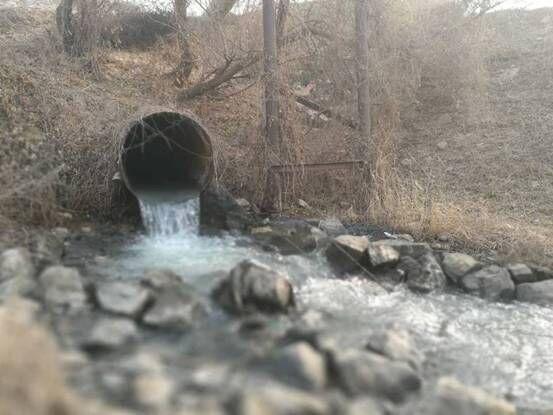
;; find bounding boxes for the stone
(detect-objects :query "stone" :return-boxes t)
[212,260,295,315]
[199,184,253,236]
[347,398,383,415]
[335,349,421,403]
[516,279,553,305]
[95,281,152,318]
[31,233,64,271]
[265,342,327,391]
[0,248,36,298]
[366,243,400,268]
[407,254,447,293]
[141,269,182,290]
[251,220,318,255]
[325,235,369,273]
[428,377,516,415]
[442,253,482,284]
[235,198,251,209]
[529,265,553,283]
[39,266,87,312]
[82,318,138,350]
[134,371,174,410]
[507,263,535,284]
[228,384,330,415]
[319,218,347,237]
[370,240,431,259]
[143,288,206,330]
[460,265,515,301]
[366,328,423,371]
[52,227,70,240]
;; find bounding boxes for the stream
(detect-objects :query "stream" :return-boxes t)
[86,194,553,412]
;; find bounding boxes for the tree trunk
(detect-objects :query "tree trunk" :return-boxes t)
[174,0,194,84]
[263,0,281,151]
[56,0,78,55]
[276,0,290,49]
[355,0,371,153]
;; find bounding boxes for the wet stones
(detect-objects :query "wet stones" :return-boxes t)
[325,235,369,273]
[459,265,515,301]
[39,266,87,312]
[366,328,423,371]
[212,260,295,315]
[366,243,400,268]
[516,279,553,305]
[0,247,37,299]
[442,253,482,284]
[95,281,152,319]
[406,254,447,293]
[250,220,319,255]
[334,349,421,403]
[428,377,516,415]
[142,287,206,330]
[82,318,138,351]
[199,184,253,236]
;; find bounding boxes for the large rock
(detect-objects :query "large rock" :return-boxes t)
[251,220,319,255]
[366,243,400,268]
[366,328,423,371]
[442,253,481,284]
[228,384,330,415]
[143,287,206,330]
[516,279,553,305]
[199,185,253,236]
[428,377,516,415]
[325,235,369,274]
[39,266,87,312]
[371,240,431,259]
[0,248,37,299]
[263,342,327,391]
[407,254,447,293]
[81,318,138,351]
[212,260,295,315]
[335,349,421,403]
[319,218,347,237]
[506,263,535,284]
[95,281,152,318]
[529,265,553,283]
[460,265,515,301]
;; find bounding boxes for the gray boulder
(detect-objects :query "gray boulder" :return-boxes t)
[251,220,318,255]
[407,254,447,293]
[264,342,327,391]
[507,263,535,284]
[442,253,481,284]
[143,287,206,329]
[95,281,152,318]
[366,243,400,268]
[199,185,253,236]
[428,377,516,415]
[371,240,431,259]
[212,260,295,315]
[335,349,421,403]
[82,318,138,350]
[460,265,515,301]
[0,248,36,299]
[325,235,369,274]
[366,328,423,371]
[39,266,87,312]
[530,265,553,282]
[516,279,553,305]
[347,398,384,415]
[319,218,347,237]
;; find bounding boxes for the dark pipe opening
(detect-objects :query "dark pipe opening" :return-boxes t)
[120,111,213,197]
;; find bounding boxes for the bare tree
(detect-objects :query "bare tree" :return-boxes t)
[56,0,78,55]
[263,0,281,152]
[355,0,370,153]
[174,0,195,84]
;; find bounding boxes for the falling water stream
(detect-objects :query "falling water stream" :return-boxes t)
[93,194,553,411]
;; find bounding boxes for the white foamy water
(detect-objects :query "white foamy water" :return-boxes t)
[97,197,553,410]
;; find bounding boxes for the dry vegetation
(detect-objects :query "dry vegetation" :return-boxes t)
[1,0,553,265]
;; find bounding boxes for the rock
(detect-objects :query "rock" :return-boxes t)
[141,269,182,289]
[442,253,482,284]
[212,260,295,315]
[325,235,369,273]
[428,377,516,415]
[133,370,174,410]
[39,266,87,312]
[143,287,206,330]
[199,185,253,236]
[407,254,447,293]
[370,240,431,259]
[335,349,421,403]
[52,227,70,240]
[366,328,423,371]
[460,265,515,301]
[0,248,37,298]
[516,279,553,305]
[319,218,347,237]
[95,281,152,318]
[82,318,138,351]
[529,265,553,283]
[347,398,384,415]
[265,342,327,391]
[366,243,400,268]
[235,198,251,209]
[228,384,330,415]
[251,220,318,255]
[31,233,65,271]
[507,263,535,284]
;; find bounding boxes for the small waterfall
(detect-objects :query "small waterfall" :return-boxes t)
[137,191,200,236]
